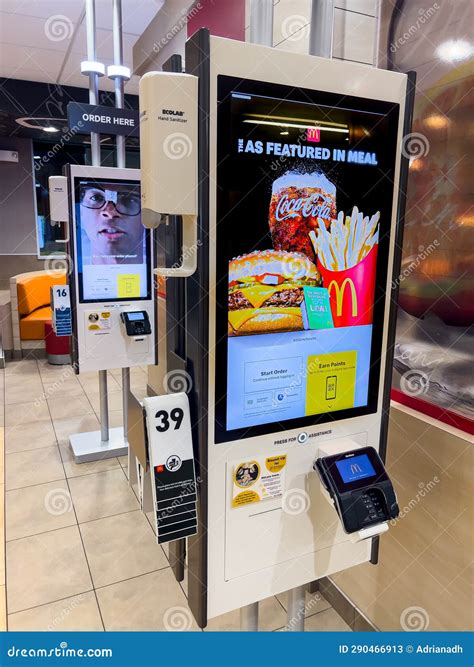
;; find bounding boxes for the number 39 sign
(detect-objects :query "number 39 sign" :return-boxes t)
[143,392,198,544]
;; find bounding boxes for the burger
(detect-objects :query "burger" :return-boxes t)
[228,249,321,335]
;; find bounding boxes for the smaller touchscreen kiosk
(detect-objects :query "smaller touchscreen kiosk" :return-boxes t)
[66,165,155,462]
[67,165,155,374]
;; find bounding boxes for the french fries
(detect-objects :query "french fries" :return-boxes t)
[309,206,380,271]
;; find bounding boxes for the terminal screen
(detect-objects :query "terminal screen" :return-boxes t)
[335,454,376,483]
[126,312,145,321]
[214,75,399,442]
[74,178,151,303]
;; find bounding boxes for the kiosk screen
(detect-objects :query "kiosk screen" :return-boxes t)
[214,75,400,442]
[74,178,151,303]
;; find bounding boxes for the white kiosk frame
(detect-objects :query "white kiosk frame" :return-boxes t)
[67,164,155,374]
[139,29,412,629]
[66,164,156,462]
[181,32,410,625]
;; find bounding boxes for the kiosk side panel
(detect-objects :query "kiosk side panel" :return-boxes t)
[185,28,211,630]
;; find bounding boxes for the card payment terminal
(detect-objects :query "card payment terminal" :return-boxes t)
[315,446,399,534]
[120,311,152,338]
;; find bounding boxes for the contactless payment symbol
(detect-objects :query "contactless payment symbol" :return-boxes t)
[165,455,182,472]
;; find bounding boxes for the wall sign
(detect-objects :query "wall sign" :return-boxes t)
[67,102,139,137]
[143,393,198,544]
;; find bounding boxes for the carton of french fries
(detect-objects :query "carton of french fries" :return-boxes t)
[309,206,380,327]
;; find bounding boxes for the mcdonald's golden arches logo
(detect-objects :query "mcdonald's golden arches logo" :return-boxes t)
[328,278,358,317]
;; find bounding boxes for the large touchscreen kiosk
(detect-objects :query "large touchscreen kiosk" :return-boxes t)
[74,177,151,302]
[215,76,400,442]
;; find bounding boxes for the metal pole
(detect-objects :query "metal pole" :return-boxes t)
[85,0,109,443]
[373,0,382,68]
[240,602,259,631]
[111,0,130,448]
[99,368,109,441]
[287,585,306,631]
[309,0,334,57]
[112,0,126,168]
[249,0,273,47]
[85,0,101,164]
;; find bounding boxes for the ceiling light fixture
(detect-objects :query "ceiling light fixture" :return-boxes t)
[243,119,349,133]
[436,39,473,63]
[43,126,60,133]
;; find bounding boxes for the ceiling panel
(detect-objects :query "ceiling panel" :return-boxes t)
[0,0,84,22]
[94,0,164,35]
[0,13,79,53]
[0,0,161,91]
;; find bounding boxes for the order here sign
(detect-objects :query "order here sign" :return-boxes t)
[67,102,140,137]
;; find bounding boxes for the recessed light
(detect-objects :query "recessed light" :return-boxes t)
[43,126,60,133]
[436,39,473,63]
[34,155,41,159]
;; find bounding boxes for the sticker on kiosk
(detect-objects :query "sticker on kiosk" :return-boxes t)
[231,454,287,508]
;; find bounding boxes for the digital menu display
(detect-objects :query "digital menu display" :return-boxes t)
[74,178,151,303]
[214,76,400,442]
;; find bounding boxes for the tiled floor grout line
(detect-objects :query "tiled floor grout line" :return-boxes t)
[8,589,96,619]
[33,365,107,633]
[3,359,347,632]
[5,505,153,544]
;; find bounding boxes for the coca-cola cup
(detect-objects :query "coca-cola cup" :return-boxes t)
[269,172,336,260]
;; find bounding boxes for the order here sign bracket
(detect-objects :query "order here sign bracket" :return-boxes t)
[67,102,140,137]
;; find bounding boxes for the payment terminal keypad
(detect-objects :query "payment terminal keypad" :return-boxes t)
[356,488,387,525]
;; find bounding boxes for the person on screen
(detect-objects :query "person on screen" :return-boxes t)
[80,183,144,265]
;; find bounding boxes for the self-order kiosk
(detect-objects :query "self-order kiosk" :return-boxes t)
[66,165,155,374]
[139,30,413,628]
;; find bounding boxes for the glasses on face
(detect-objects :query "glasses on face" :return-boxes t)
[80,187,141,216]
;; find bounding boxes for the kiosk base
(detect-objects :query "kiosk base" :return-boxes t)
[69,427,127,463]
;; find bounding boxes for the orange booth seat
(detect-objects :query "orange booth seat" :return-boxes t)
[10,271,67,354]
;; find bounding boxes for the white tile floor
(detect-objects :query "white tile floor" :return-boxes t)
[2,358,352,632]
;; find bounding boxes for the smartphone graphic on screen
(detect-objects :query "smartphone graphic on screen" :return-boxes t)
[326,376,337,401]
